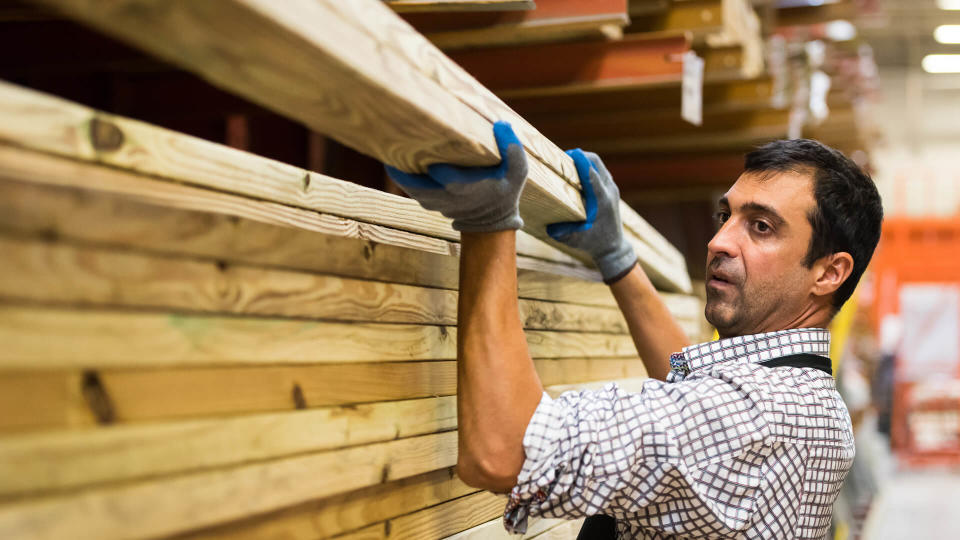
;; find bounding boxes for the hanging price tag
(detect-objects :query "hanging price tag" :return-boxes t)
[682,50,704,126]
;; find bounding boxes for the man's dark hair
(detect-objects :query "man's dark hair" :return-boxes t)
[744,139,883,310]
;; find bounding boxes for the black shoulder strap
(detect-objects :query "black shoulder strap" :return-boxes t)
[758,353,832,376]
[577,515,616,539]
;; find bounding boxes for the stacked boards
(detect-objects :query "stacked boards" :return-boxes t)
[0,1,703,538]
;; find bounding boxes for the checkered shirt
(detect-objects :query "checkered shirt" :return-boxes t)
[504,328,854,539]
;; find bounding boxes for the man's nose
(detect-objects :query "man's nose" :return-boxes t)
[707,219,740,260]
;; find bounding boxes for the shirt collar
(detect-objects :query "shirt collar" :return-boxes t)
[668,328,831,382]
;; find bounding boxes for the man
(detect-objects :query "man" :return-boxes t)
[386,122,883,539]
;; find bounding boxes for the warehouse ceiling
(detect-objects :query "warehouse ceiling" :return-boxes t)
[862,0,960,66]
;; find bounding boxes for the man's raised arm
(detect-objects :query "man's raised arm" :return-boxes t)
[548,151,690,380]
[386,122,542,492]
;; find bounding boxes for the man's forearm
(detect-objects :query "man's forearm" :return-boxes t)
[610,264,691,380]
[456,230,544,492]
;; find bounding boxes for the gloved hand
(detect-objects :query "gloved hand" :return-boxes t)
[547,149,637,284]
[385,121,527,233]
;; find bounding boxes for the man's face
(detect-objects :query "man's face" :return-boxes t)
[705,170,819,337]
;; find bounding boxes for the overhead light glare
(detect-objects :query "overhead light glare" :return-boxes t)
[825,20,857,41]
[922,54,960,73]
[934,25,960,43]
[937,0,960,10]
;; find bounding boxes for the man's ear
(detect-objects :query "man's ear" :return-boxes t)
[812,252,854,298]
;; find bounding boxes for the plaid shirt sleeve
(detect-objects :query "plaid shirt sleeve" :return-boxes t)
[503,378,776,536]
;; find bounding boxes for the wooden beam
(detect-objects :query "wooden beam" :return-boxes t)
[0,357,646,434]
[0,235,635,334]
[403,0,628,50]
[0,305,641,369]
[506,77,774,116]
[181,468,477,540]
[0,396,459,496]
[446,33,689,93]
[28,0,588,242]
[0,373,631,539]
[441,516,575,539]
[334,491,505,539]
[0,175,619,308]
[602,152,747,189]
[0,430,459,540]
[0,79,691,292]
[539,106,792,142]
[776,0,856,28]
[385,0,535,12]
[627,0,725,34]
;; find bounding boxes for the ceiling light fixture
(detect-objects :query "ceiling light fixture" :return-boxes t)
[937,0,960,10]
[922,54,960,73]
[934,25,960,43]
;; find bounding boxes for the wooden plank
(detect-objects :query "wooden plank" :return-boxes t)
[0,235,635,333]
[0,372,93,432]
[404,0,628,50]
[26,1,587,239]
[0,396,459,497]
[334,491,504,540]
[0,175,624,308]
[0,305,640,369]
[446,33,688,92]
[0,357,645,432]
[180,468,478,540]
[386,0,535,12]
[442,516,573,539]
[0,79,690,292]
[507,77,774,117]
[0,431,459,540]
[0,81,580,267]
[526,518,585,539]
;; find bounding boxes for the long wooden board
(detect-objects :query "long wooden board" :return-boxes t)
[386,0,535,12]
[19,0,691,292]
[0,234,632,334]
[0,80,579,268]
[0,171,706,319]
[24,1,584,235]
[404,0,628,50]
[180,468,478,540]
[0,431,459,540]
[0,357,645,432]
[0,305,642,369]
[333,491,505,539]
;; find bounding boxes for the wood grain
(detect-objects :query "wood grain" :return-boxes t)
[334,491,505,539]
[0,357,643,432]
[21,2,586,237]
[1,15,689,290]
[0,81,582,268]
[386,0,534,12]
[0,234,633,333]
[178,468,477,540]
[0,305,639,369]
[0,431,458,540]
[0,396,458,497]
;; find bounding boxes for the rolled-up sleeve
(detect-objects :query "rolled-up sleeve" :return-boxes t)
[503,378,773,536]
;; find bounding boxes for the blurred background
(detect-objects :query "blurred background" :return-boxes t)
[2,0,960,538]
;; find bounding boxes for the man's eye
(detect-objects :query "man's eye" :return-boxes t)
[753,221,771,233]
[714,211,730,224]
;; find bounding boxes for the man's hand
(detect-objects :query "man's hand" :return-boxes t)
[385,121,527,233]
[547,150,638,284]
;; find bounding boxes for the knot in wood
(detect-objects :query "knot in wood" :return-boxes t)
[89,117,125,152]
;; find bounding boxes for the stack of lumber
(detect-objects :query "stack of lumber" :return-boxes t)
[0,0,706,539]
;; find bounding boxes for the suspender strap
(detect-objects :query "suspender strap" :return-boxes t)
[758,353,833,376]
[577,514,616,539]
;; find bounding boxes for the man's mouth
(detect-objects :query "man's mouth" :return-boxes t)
[707,270,736,289]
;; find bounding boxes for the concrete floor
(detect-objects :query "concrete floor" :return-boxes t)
[863,468,960,539]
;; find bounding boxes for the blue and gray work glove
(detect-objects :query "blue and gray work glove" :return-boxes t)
[547,150,638,284]
[385,121,527,233]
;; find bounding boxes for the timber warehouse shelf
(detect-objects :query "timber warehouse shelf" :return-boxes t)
[0,0,878,539]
